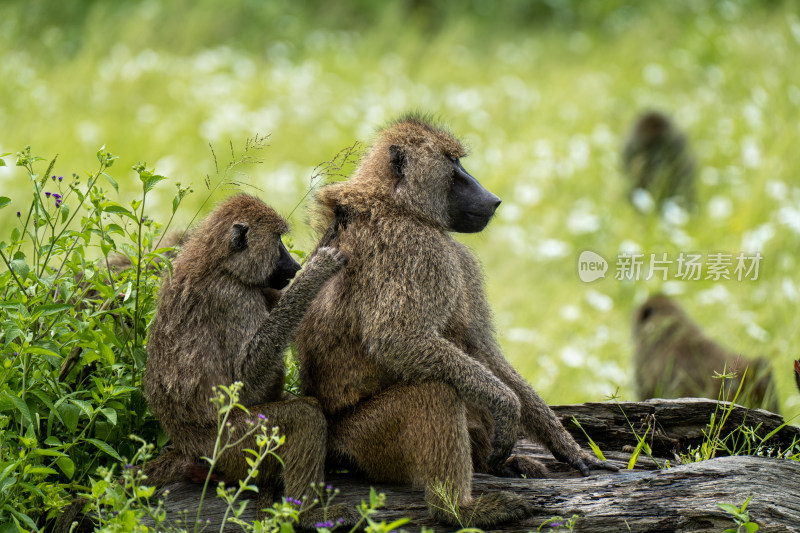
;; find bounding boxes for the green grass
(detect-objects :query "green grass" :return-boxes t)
[1,0,799,422]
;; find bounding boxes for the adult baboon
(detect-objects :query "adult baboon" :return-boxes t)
[633,294,778,412]
[143,194,355,526]
[623,110,696,211]
[297,116,617,527]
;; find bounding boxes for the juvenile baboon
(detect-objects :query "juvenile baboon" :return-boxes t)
[633,294,778,412]
[296,115,617,528]
[623,110,696,211]
[142,194,356,526]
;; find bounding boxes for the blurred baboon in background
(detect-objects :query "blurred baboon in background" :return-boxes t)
[105,230,189,273]
[633,294,778,412]
[623,111,696,212]
[297,115,617,528]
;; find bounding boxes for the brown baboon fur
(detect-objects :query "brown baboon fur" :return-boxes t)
[142,194,356,526]
[297,115,616,528]
[633,294,778,412]
[623,110,696,211]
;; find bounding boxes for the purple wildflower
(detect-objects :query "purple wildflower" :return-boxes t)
[45,192,51,197]
[16,211,20,217]
[326,484,333,491]
[124,464,134,469]
[285,497,302,506]
[13,352,17,356]
[51,175,56,181]
[314,521,334,528]
[58,176,63,181]
[337,518,344,524]
[257,413,267,420]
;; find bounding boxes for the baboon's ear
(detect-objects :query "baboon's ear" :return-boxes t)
[231,223,249,252]
[389,144,406,181]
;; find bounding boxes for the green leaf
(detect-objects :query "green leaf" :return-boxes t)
[3,503,38,530]
[384,518,411,529]
[0,197,10,210]
[24,466,58,476]
[57,402,80,432]
[628,426,650,470]
[103,204,137,220]
[10,252,29,280]
[2,324,22,346]
[717,503,741,515]
[142,173,167,194]
[103,172,119,194]
[740,495,753,511]
[745,523,759,532]
[86,438,123,462]
[2,391,33,426]
[69,398,93,419]
[100,407,118,426]
[30,303,73,319]
[30,448,66,458]
[571,416,606,461]
[91,479,109,499]
[56,457,75,479]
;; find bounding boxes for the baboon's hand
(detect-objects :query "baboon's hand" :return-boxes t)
[487,434,516,471]
[486,390,521,470]
[551,448,619,476]
[307,246,346,276]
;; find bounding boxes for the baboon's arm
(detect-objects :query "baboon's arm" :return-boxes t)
[365,324,521,469]
[467,324,617,475]
[235,247,344,393]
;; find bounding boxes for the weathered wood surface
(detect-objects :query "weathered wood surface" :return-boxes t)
[147,399,800,532]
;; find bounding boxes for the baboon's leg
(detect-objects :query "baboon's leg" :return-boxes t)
[330,382,535,527]
[220,398,358,526]
[218,398,325,501]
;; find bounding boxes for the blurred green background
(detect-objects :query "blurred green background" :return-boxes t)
[1,0,799,419]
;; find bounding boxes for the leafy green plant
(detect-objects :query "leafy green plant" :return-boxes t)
[0,145,190,531]
[680,365,799,464]
[717,495,759,533]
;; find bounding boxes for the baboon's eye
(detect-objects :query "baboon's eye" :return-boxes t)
[641,306,654,322]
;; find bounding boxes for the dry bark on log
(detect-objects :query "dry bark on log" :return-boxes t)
[112,400,800,531]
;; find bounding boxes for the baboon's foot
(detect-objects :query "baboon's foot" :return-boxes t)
[429,490,536,528]
[493,454,549,478]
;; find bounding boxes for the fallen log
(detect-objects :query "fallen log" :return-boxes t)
[156,454,800,532]
[81,399,800,532]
